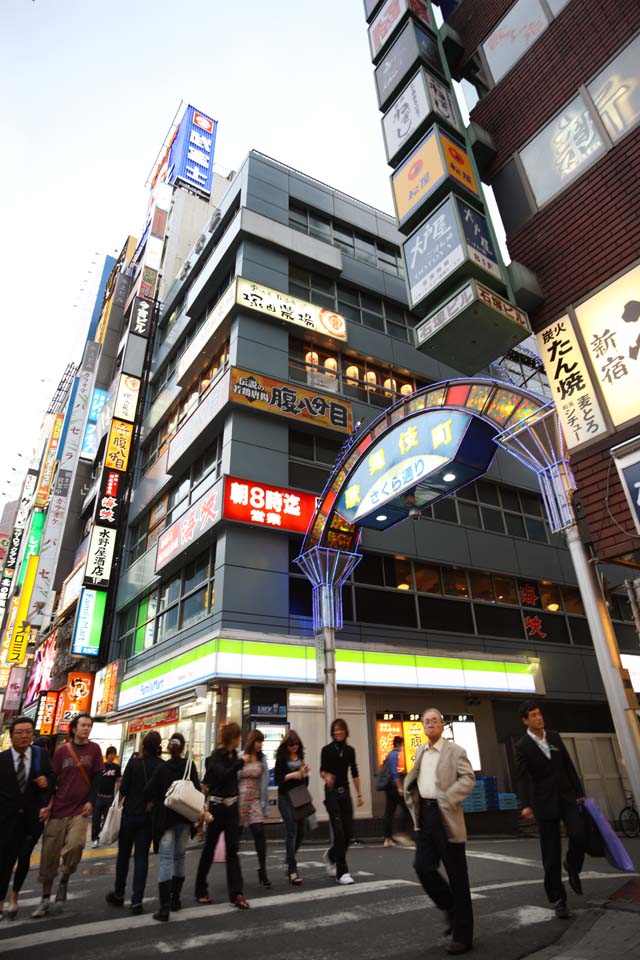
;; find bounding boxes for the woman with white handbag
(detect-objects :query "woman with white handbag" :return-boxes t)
[145,732,204,922]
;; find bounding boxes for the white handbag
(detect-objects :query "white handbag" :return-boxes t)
[164,758,205,822]
[99,788,122,845]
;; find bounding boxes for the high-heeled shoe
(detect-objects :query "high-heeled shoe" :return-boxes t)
[257,869,272,888]
[288,873,303,885]
[7,897,18,920]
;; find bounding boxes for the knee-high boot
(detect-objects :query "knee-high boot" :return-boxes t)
[153,880,171,922]
[170,876,185,911]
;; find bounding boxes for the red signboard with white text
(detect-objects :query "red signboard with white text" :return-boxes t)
[223,476,317,533]
[155,478,223,572]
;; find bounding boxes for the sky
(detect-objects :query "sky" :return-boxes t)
[0,0,483,510]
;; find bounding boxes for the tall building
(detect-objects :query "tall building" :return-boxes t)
[106,144,636,822]
[439,0,640,699]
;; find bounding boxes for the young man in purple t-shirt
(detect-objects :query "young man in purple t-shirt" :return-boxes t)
[32,712,103,917]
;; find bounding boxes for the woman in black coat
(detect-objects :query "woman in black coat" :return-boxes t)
[145,732,202,921]
[194,722,249,909]
[105,730,163,915]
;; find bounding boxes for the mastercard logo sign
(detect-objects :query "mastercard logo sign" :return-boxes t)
[408,159,424,181]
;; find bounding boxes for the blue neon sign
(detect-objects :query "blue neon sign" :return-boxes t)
[168,105,217,196]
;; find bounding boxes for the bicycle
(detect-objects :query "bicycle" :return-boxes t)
[618,792,640,838]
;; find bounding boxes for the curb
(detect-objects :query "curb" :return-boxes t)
[519,907,604,960]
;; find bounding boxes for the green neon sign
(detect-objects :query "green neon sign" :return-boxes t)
[17,511,45,588]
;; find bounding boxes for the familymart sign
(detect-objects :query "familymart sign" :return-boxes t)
[117,637,540,709]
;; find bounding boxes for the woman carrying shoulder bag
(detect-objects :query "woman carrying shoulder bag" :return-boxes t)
[195,722,249,910]
[239,729,271,887]
[275,730,310,886]
[145,732,203,922]
[106,730,163,915]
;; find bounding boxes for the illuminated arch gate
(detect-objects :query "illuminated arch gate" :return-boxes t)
[296,377,576,733]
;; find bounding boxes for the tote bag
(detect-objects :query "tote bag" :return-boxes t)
[99,788,122,845]
[164,758,205,822]
[288,783,315,822]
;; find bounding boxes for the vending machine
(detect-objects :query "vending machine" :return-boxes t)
[244,687,289,819]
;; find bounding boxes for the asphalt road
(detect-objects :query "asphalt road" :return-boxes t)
[1,836,638,960]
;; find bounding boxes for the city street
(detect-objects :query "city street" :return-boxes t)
[0,837,637,960]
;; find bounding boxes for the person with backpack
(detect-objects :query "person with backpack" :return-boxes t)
[0,716,54,920]
[32,712,104,918]
[145,732,203,922]
[104,730,163,915]
[381,736,412,847]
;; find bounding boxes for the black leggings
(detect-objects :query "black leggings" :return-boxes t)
[248,823,267,872]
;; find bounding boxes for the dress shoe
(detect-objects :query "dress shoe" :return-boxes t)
[130,903,144,915]
[563,859,582,896]
[554,900,572,919]
[446,941,473,955]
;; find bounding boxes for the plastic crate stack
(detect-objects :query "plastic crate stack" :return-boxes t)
[498,792,520,811]
[462,776,499,813]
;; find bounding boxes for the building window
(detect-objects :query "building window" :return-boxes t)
[119,545,215,658]
[587,34,640,144]
[289,336,427,408]
[287,542,633,648]
[519,94,606,207]
[127,435,223,568]
[289,204,405,277]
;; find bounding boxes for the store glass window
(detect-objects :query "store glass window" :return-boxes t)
[493,575,519,605]
[469,571,495,602]
[546,0,570,13]
[354,587,418,627]
[561,586,585,615]
[181,587,209,629]
[442,567,469,598]
[418,596,474,633]
[414,562,442,594]
[483,0,548,84]
[383,556,413,590]
[520,94,606,206]
[474,604,524,639]
[539,581,563,612]
[354,554,385,585]
[588,34,640,143]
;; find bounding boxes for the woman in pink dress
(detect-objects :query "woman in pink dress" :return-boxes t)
[239,730,271,887]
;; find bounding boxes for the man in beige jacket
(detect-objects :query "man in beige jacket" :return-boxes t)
[404,708,476,955]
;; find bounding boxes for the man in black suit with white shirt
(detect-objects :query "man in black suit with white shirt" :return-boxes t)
[0,715,53,919]
[516,700,585,919]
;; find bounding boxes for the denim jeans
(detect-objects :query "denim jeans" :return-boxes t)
[114,813,152,906]
[278,794,304,874]
[158,823,190,883]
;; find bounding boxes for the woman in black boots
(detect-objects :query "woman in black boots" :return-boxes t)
[194,722,250,909]
[239,730,271,888]
[145,732,202,921]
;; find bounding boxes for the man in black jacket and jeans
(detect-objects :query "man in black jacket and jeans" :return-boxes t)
[516,700,586,918]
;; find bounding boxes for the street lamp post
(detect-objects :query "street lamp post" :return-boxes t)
[498,406,640,808]
[295,546,362,742]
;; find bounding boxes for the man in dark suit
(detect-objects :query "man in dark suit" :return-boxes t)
[0,715,53,919]
[516,700,585,918]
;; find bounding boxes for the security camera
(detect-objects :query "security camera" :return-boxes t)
[408,506,421,520]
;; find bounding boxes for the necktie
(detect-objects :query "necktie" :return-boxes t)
[17,753,26,794]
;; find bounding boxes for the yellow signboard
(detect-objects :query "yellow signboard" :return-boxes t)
[1,597,19,657]
[105,419,134,472]
[402,720,428,772]
[230,368,352,434]
[438,130,478,197]
[7,555,39,664]
[392,129,445,223]
[35,413,64,507]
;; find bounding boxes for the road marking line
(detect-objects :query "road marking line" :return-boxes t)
[467,852,539,868]
[0,879,419,953]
